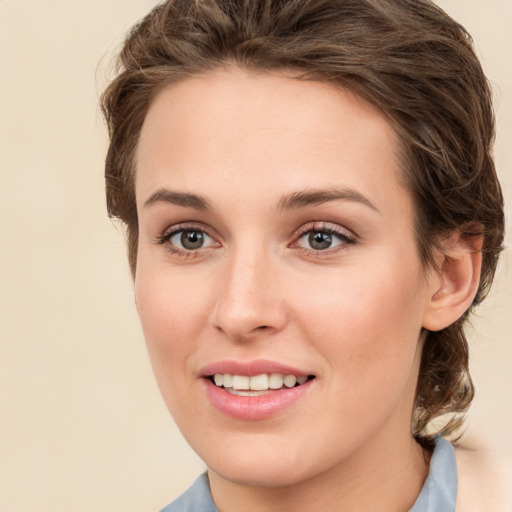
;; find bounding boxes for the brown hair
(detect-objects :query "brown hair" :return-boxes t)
[101,0,505,445]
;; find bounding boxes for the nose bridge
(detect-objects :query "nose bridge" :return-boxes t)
[212,239,284,338]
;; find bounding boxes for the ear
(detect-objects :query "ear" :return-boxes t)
[422,232,483,332]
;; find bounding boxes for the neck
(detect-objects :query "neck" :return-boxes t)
[208,432,430,512]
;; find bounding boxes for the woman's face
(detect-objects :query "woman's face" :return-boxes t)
[134,69,437,487]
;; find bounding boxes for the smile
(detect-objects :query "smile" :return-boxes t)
[211,373,311,396]
[201,362,316,420]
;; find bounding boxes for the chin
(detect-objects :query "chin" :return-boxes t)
[208,458,315,489]
[188,428,336,489]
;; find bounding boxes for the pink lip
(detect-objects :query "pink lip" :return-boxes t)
[200,359,311,378]
[199,359,315,421]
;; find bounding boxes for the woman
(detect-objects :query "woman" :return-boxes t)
[101,0,508,510]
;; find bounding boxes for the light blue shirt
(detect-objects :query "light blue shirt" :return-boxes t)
[410,436,457,512]
[161,437,457,512]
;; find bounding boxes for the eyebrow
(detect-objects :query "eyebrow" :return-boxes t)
[143,189,212,211]
[278,187,379,213]
[142,186,378,214]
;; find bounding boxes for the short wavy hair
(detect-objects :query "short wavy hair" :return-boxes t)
[101,0,505,446]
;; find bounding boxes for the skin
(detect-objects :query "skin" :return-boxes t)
[134,68,469,511]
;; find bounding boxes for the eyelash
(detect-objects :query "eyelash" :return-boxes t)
[155,223,218,258]
[292,222,356,254]
[154,221,356,258]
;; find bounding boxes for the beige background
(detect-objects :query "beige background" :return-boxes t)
[0,1,510,511]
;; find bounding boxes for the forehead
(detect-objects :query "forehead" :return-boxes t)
[136,68,410,218]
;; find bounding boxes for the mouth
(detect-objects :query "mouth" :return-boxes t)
[200,360,316,419]
[208,373,316,397]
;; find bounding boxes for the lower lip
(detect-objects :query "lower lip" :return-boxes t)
[203,378,314,420]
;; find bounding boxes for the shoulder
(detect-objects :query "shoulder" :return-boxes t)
[159,473,218,512]
[454,443,512,512]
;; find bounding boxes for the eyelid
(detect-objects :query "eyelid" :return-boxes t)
[155,222,221,251]
[154,220,355,255]
[291,221,357,251]
[294,221,355,238]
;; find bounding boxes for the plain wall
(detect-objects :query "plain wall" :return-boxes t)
[0,1,510,510]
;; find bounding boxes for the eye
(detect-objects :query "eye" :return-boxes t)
[157,225,219,253]
[170,229,210,250]
[294,224,356,252]
[303,231,336,251]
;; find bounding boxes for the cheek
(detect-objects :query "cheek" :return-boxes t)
[293,262,425,386]
[134,266,211,387]
[291,275,424,444]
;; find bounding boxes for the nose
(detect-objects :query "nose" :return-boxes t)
[210,246,288,341]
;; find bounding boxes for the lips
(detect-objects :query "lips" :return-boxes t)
[200,360,316,420]
[213,373,310,394]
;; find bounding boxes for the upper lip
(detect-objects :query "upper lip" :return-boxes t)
[199,359,312,378]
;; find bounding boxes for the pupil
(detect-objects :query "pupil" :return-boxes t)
[181,230,204,249]
[309,231,332,250]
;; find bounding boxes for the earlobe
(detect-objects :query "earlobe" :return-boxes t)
[422,233,483,332]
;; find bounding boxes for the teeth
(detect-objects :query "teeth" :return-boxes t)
[283,375,297,388]
[250,374,269,391]
[212,373,310,391]
[227,388,269,397]
[232,375,250,390]
[269,373,284,389]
